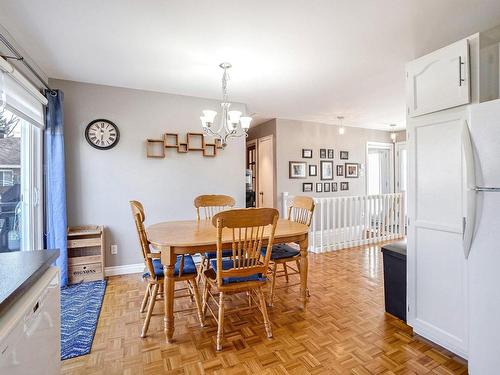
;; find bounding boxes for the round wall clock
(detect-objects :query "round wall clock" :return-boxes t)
[85,119,120,150]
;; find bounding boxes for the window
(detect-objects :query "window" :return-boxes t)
[0,109,42,252]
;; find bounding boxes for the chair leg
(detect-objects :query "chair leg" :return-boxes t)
[190,278,205,327]
[269,262,278,307]
[140,284,150,313]
[202,280,211,317]
[295,259,300,271]
[141,283,159,338]
[197,255,206,283]
[186,280,195,302]
[257,287,273,339]
[283,262,289,283]
[216,292,225,351]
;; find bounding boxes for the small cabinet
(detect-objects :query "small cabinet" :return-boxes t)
[406,38,470,117]
[67,225,105,283]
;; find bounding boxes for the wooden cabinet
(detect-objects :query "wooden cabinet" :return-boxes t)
[67,226,105,283]
[406,38,470,117]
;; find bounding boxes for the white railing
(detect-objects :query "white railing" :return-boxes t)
[282,192,405,253]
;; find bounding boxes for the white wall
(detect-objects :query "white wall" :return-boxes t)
[275,119,392,208]
[51,79,246,267]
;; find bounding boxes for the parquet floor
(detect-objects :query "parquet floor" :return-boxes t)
[61,244,468,374]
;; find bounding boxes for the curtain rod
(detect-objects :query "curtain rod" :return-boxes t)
[0,32,55,94]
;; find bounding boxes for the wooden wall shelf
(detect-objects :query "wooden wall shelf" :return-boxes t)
[146,132,222,158]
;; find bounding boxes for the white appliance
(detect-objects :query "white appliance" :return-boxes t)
[0,267,60,375]
[465,100,500,374]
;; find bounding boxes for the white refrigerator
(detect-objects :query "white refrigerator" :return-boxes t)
[465,99,500,374]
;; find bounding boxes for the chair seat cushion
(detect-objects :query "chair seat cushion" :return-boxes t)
[204,250,233,259]
[143,255,197,278]
[210,259,266,285]
[261,244,300,260]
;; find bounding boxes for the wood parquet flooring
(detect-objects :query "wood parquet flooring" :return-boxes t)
[61,244,468,375]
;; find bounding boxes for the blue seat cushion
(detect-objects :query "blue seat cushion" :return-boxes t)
[143,255,197,278]
[210,259,266,285]
[204,250,233,259]
[261,244,300,260]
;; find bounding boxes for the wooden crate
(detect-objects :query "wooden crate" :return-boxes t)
[68,225,105,284]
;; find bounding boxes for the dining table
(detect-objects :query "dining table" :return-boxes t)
[147,218,310,343]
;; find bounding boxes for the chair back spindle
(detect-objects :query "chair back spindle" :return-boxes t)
[287,196,315,226]
[194,195,236,220]
[212,208,279,286]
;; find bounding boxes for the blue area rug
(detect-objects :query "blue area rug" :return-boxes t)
[61,280,107,360]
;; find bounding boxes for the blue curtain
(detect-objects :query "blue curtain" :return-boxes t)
[44,90,68,286]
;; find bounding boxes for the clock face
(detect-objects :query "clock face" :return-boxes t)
[85,119,120,150]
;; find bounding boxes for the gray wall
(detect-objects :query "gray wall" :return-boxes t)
[51,79,246,267]
[275,119,393,210]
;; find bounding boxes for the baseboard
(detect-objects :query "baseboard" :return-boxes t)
[104,263,144,277]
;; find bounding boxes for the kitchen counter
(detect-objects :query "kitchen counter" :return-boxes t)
[0,249,59,316]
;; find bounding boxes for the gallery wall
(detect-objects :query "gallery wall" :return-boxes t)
[250,118,394,212]
[52,79,246,268]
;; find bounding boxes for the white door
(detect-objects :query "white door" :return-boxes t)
[366,142,393,195]
[406,38,470,117]
[395,142,407,194]
[407,107,468,358]
[257,136,274,208]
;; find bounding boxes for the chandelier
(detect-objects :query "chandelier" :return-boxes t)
[200,63,252,147]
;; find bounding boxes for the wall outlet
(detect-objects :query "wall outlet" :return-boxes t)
[110,244,118,255]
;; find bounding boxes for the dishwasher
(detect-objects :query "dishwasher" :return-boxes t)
[0,267,60,375]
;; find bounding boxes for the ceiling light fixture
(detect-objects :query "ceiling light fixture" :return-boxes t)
[200,62,252,147]
[337,116,345,135]
[390,124,397,142]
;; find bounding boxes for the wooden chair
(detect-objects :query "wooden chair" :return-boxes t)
[202,208,279,351]
[194,195,236,278]
[130,200,204,337]
[263,196,315,306]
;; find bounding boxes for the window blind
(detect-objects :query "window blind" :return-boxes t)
[0,57,47,128]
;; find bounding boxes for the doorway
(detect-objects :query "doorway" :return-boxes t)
[366,142,394,195]
[246,135,275,208]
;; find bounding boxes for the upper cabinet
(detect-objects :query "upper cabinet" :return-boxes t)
[406,38,470,117]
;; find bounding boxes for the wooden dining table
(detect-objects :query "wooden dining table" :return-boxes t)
[147,218,310,343]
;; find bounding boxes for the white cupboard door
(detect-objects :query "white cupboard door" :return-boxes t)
[406,38,470,117]
[407,108,468,358]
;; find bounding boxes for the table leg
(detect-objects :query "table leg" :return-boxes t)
[162,247,176,344]
[299,236,309,305]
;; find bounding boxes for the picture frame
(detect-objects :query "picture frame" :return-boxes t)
[316,182,323,192]
[308,164,317,176]
[324,182,331,192]
[327,149,334,159]
[289,161,307,179]
[345,163,359,178]
[340,181,349,191]
[320,160,334,180]
[319,148,327,159]
[336,164,344,176]
[303,182,313,192]
[302,148,313,158]
[332,182,338,192]
[340,151,349,160]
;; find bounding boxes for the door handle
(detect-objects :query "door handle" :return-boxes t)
[459,56,465,86]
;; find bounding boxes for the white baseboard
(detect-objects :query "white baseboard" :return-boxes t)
[105,263,144,277]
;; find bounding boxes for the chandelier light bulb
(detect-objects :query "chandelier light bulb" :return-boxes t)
[338,127,345,135]
[389,124,397,142]
[202,110,217,124]
[228,110,242,124]
[240,116,252,129]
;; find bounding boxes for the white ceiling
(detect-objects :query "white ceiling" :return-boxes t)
[2,0,500,130]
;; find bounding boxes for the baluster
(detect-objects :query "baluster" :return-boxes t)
[319,198,324,253]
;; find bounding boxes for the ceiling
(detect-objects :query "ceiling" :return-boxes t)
[2,0,500,130]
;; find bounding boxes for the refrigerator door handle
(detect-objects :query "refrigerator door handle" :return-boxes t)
[473,186,500,192]
[462,120,476,259]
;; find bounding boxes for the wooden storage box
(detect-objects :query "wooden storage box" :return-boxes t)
[67,225,105,284]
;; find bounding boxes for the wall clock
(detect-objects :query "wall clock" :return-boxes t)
[85,119,120,150]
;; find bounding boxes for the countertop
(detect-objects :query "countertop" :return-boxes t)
[0,249,59,316]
